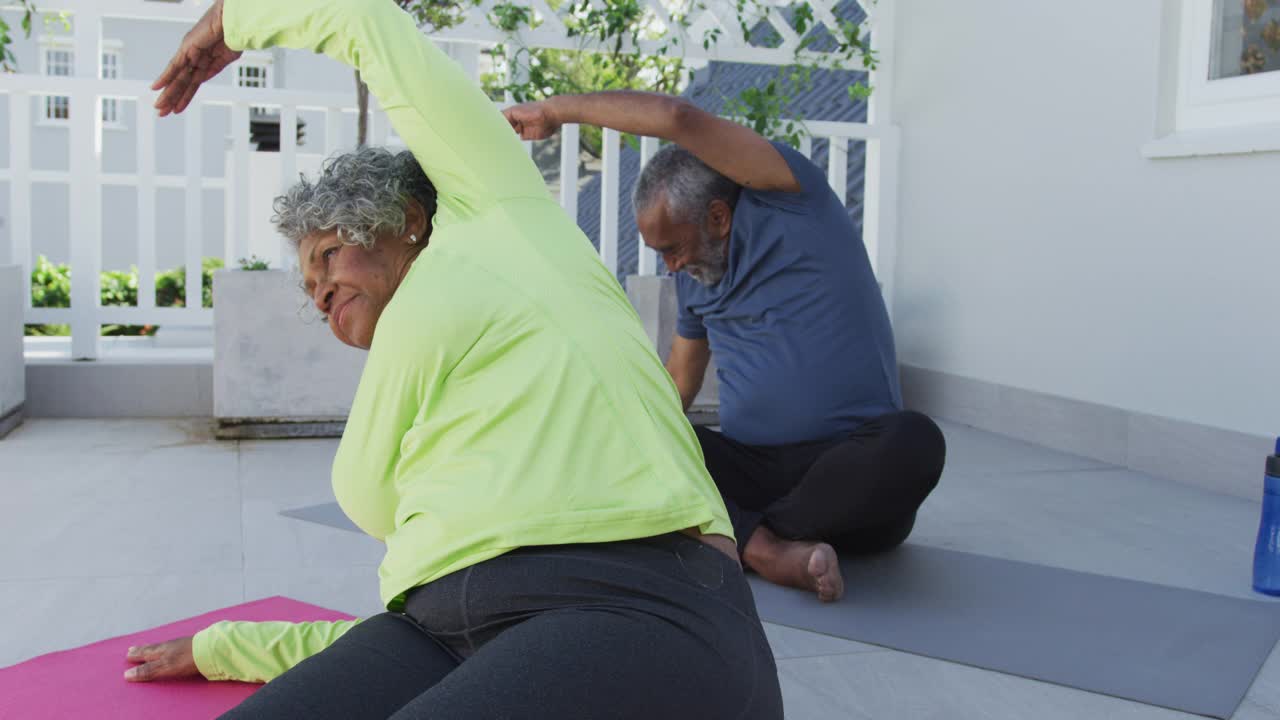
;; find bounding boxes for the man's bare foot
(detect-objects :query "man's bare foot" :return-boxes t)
[743,525,845,602]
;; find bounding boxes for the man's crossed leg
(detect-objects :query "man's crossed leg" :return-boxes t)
[696,410,946,601]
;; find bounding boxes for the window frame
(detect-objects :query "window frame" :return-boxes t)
[235,51,274,118]
[100,46,126,131]
[36,37,127,129]
[1178,0,1280,131]
[38,39,74,125]
[1144,0,1280,158]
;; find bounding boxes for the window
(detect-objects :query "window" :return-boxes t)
[101,49,122,127]
[237,58,272,117]
[237,63,269,89]
[1209,0,1280,79]
[1145,1,1280,156]
[38,40,125,126]
[42,46,72,122]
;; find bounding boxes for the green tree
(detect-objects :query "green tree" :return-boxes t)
[356,0,482,146]
[0,1,39,72]
[485,47,688,156]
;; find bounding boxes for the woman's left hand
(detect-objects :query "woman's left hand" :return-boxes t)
[152,0,241,117]
[123,637,200,682]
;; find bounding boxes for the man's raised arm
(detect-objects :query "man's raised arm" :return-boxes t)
[504,91,801,193]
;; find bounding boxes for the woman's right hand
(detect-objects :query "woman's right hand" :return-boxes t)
[152,0,241,117]
[123,637,201,682]
[502,101,563,141]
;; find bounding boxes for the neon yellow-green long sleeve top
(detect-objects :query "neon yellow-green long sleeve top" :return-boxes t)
[191,0,732,684]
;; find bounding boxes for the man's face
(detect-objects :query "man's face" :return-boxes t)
[637,196,729,287]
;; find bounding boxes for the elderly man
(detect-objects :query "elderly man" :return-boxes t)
[505,91,946,602]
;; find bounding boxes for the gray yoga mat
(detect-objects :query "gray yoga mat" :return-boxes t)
[280,502,361,533]
[748,544,1280,719]
[282,502,1280,718]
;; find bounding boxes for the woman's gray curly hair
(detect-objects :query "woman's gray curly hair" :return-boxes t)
[272,146,438,249]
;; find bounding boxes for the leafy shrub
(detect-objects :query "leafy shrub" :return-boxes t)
[26,255,225,336]
[237,255,271,271]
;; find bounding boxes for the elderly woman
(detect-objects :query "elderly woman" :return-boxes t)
[121,0,782,717]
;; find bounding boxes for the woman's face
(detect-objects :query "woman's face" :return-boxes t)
[299,203,427,349]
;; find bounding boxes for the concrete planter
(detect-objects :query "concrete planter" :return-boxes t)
[213,269,366,438]
[625,274,719,424]
[0,266,24,438]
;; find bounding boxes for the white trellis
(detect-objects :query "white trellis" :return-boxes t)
[0,0,898,360]
[433,0,878,67]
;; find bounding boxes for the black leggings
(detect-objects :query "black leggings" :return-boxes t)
[696,410,946,555]
[220,534,782,719]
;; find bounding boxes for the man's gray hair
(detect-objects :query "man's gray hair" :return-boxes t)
[632,145,740,225]
[273,146,437,249]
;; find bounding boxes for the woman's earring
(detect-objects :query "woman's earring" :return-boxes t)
[408,234,418,245]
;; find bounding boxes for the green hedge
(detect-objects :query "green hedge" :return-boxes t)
[26,255,224,336]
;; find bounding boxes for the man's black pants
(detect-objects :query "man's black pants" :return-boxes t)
[695,410,947,556]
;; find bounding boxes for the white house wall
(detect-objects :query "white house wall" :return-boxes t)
[890,0,1279,438]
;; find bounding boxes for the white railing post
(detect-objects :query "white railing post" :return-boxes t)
[229,102,251,265]
[826,135,848,201]
[69,8,102,359]
[636,135,660,276]
[559,122,580,220]
[864,128,901,318]
[324,107,342,158]
[798,134,813,159]
[183,105,204,313]
[496,46,533,157]
[866,0,896,128]
[866,0,899,318]
[279,104,298,271]
[450,43,482,84]
[136,101,157,309]
[8,91,32,310]
[599,127,621,276]
[370,107,389,147]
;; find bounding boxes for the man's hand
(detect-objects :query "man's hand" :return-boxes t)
[502,101,561,141]
[152,0,241,117]
[123,637,200,682]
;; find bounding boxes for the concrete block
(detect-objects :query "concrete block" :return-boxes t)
[625,274,719,411]
[625,275,679,362]
[26,360,212,417]
[0,266,25,438]
[213,270,366,424]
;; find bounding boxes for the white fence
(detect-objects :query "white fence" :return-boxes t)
[0,0,899,361]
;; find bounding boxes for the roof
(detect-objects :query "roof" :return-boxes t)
[575,0,871,280]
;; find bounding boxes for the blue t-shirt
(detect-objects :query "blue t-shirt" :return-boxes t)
[676,141,902,446]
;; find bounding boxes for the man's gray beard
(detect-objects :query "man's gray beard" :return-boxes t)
[687,232,728,286]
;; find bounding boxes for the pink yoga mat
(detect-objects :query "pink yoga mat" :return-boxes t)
[0,596,355,719]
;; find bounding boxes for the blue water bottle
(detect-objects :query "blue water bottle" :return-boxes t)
[1253,438,1280,596]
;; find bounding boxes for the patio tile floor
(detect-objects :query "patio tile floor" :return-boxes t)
[1,417,1276,719]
